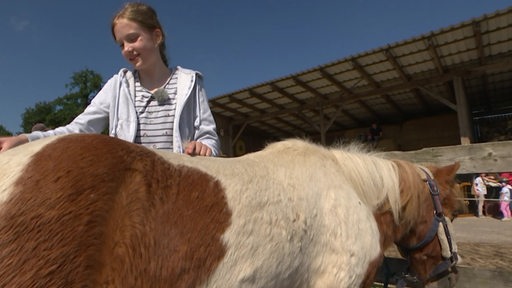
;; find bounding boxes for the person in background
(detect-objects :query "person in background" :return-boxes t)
[367,122,383,148]
[499,178,511,221]
[473,173,491,218]
[0,2,219,156]
[31,123,49,132]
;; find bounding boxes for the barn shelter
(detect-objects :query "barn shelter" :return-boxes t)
[209,7,512,157]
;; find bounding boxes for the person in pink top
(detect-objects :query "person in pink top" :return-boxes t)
[499,178,511,221]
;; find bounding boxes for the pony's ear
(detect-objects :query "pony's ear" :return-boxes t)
[438,162,460,178]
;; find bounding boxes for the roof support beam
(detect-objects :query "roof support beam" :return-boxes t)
[355,59,510,98]
[412,88,433,113]
[228,96,258,112]
[337,104,364,126]
[472,22,485,65]
[293,77,328,100]
[385,49,409,81]
[319,69,355,98]
[354,55,404,117]
[237,90,300,132]
[269,83,304,105]
[325,105,345,130]
[357,99,381,121]
[296,103,346,134]
[382,94,406,119]
[257,121,294,137]
[352,59,379,88]
[213,99,294,144]
[274,116,305,133]
[295,112,320,132]
[293,77,345,129]
[384,48,417,115]
[418,86,457,111]
[231,122,248,145]
[270,82,343,132]
[210,101,243,116]
[249,90,282,109]
[231,93,304,134]
[427,37,445,74]
[319,107,326,145]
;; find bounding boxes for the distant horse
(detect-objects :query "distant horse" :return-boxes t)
[0,134,459,287]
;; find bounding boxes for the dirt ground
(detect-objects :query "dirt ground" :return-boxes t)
[449,215,512,272]
[385,215,512,272]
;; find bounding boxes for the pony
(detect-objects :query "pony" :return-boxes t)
[0,134,459,287]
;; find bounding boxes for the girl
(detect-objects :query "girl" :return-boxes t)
[0,2,219,156]
[499,178,511,221]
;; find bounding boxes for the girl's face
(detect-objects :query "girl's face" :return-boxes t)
[113,19,162,71]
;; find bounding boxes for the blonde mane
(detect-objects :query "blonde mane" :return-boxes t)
[392,160,434,230]
[262,139,429,226]
[328,143,403,223]
[330,144,436,231]
[261,139,401,223]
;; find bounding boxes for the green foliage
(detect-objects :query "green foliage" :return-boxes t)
[21,69,103,133]
[65,68,103,104]
[21,101,55,132]
[0,124,13,136]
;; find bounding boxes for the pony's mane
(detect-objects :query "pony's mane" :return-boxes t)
[257,138,441,229]
[391,160,434,230]
[328,143,403,223]
[262,139,407,223]
[329,142,435,229]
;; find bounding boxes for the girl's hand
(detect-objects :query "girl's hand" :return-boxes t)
[0,135,29,152]
[184,141,212,156]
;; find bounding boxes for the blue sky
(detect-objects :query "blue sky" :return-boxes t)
[1,1,511,133]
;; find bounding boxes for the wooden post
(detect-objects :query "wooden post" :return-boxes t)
[453,76,473,144]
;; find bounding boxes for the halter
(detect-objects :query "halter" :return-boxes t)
[383,169,458,288]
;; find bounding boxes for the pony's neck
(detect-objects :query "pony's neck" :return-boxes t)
[373,211,403,250]
[372,161,430,251]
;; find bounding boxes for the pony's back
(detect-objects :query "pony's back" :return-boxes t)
[0,135,383,287]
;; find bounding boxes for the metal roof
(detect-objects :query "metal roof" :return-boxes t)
[209,7,512,141]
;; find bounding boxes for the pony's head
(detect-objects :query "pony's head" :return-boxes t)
[392,161,460,287]
[328,144,460,287]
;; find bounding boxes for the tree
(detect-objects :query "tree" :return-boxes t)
[0,124,13,136]
[65,68,103,107]
[21,69,103,132]
[21,101,55,132]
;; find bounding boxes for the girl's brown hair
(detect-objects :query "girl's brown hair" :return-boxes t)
[111,2,169,67]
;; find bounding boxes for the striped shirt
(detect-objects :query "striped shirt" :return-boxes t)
[133,70,178,150]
